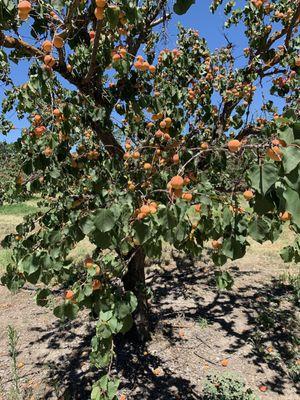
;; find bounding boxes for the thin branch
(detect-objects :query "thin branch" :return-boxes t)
[83,20,102,83]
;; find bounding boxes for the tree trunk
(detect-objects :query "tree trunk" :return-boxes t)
[122,247,150,342]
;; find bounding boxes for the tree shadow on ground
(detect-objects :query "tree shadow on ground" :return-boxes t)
[149,251,300,397]
[28,251,299,399]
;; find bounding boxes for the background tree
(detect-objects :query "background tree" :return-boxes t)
[0,0,300,398]
[0,141,26,204]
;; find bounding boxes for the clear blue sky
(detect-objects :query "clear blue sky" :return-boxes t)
[0,1,282,143]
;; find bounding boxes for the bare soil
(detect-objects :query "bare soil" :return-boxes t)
[0,216,299,399]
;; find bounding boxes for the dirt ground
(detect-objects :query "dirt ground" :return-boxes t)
[0,210,299,399]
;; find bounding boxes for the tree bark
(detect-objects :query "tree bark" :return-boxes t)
[122,247,150,342]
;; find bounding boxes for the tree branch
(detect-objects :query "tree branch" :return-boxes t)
[83,20,102,83]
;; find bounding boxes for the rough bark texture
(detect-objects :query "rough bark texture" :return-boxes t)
[122,247,150,342]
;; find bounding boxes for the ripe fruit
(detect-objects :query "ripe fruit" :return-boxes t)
[194,204,201,213]
[112,53,122,63]
[53,108,61,118]
[183,176,190,185]
[182,193,193,201]
[228,139,242,153]
[33,114,42,125]
[95,7,105,20]
[201,142,209,150]
[18,0,31,12]
[137,212,147,220]
[170,176,184,189]
[16,175,24,186]
[65,290,74,300]
[18,1,31,19]
[132,151,140,159]
[66,64,72,72]
[44,55,55,68]
[96,0,106,6]
[243,190,254,201]
[212,240,222,250]
[164,117,172,128]
[127,181,135,191]
[53,35,64,49]
[42,40,53,53]
[267,146,283,161]
[143,163,152,170]
[84,257,94,268]
[149,65,156,73]
[123,152,130,160]
[221,359,229,367]
[92,279,102,291]
[163,133,171,141]
[172,154,179,164]
[140,205,151,214]
[140,61,150,71]
[89,31,95,40]
[155,130,164,139]
[280,211,291,222]
[43,147,53,157]
[34,125,46,137]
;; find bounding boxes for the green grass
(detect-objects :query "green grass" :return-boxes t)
[0,203,38,216]
[0,249,12,272]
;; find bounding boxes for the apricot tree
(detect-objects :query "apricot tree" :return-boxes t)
[0,0,300,398]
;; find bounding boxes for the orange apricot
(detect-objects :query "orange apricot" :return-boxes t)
[182,193,193,201]
[267,146,283,161]
[43,147,53,157]
[243,190,254,201]
[44,54,55,68]
[143,163,152,170]
[280,211,291,222]
[53,35,64,49]
[92,279,102,291]
[132,151,140,159]
[172,154,180,164]
[65,290,74,300]
[212,239,222,250]
[95,7,105,20]
[42,40,53,53]
[194,204,201,213]
[170,175,184,189]
[84,257,94,268]
[228,139,242,153]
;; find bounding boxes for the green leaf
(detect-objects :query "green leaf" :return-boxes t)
[106,6,120,29]
[35,288,51,307]
[133,220,151,244]
[54,302,79,320]
[174,0,195,15]
[248,162,278,195]
[248,217,270,243]
[215,271,234,290]
[280,246,294,262]
[282,146,300,174]
[91,229,112,249]
[283,187,300,228]
[94,209,116,233]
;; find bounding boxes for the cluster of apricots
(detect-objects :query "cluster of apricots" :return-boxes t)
[267,138,286,161]
[167,176,193,202]
[134,56,156,73]
[94,0,107,20]
[157,48,182,64]
[42,35,65,70]
[17,1,31,20]
[111,46,128,63]
[135,201,158,220]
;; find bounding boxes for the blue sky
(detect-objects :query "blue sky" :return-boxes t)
[0,1,282,143]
